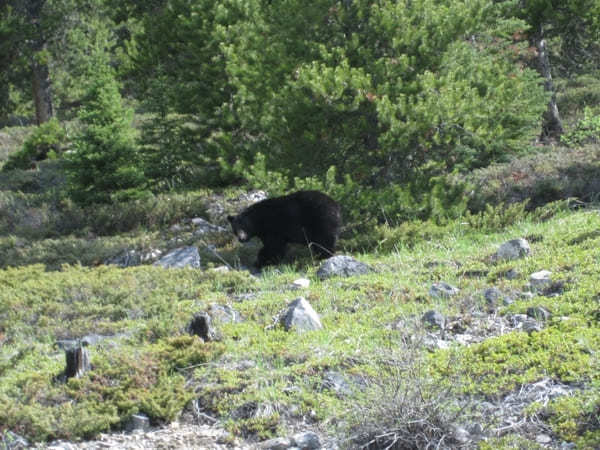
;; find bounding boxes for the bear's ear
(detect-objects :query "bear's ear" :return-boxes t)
[227,215,234,223]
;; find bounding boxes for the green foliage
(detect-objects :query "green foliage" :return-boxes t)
[127,0,551,191]
[561,107,600,147]
[465,201,530,231]
[64,60,148,204]
[2,119,66,171]
[465,143,600,210]
[542,390,600,447]
[0,189,207,242]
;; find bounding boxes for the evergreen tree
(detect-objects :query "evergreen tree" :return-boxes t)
[65,55,147,204]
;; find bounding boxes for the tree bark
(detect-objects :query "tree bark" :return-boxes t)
[65,345,91,379]
[537,38,563,140]
[31,53,54,125]
[26,0,54,125]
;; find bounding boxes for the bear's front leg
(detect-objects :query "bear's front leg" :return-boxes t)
[256,237,287,268]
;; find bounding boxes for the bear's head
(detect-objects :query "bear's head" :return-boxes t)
[227,214,254,242]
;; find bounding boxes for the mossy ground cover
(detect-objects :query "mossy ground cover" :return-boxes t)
[1,203,600,447]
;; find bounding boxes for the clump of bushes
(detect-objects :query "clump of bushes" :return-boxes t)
[1,119,66,171]
[341,348,469,450]
[464,144,600,211]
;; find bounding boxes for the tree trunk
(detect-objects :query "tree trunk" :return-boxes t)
[26,0,54,125]
[31,53,54,125]
[537,38,563,141]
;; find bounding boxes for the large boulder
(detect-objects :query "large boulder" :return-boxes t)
[154,246,200,269]
[281,297,322,332]
[496,238,531,260]
[316,255,372,280]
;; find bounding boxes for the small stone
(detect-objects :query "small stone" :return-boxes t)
[484,287,502,303]
[504,268,520,280]
[292,278,310,289]
[126,414,150,432]
[321,371,353,397]
[530,270,552,290]
[191,217,226,234]
[527,306,551,321]
[523,319,543,333]
[292,431,321,449]
[422,310,446,329]
[503,296,515,305]
[497,238,531,260]
[468,423,484,436]
[209,304,240,324]
[455,334,474,345]
[520,291,535,300]
[508,314,529,327]
[453,426,470,444]
[260,437,292,450]
[536,434,552,444]
[282,297,322,332]
[210,265,230,273]
[429,282,459,299]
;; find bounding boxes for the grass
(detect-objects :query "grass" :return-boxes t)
[1,201,600,447]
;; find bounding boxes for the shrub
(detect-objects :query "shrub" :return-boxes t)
[340,347,469,450]
[2,119,66,171]
[64,60,148,204]
[561,107,600,147]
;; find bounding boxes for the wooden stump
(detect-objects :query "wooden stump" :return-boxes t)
[65,345,90,379]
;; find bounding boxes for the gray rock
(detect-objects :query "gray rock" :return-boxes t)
[422,310,446,329]
[260,437,292,450]
[527,306,551,321]
[321,371,353,397]
[484,287,502,303]
[292,431,321,449]
[519,291,535,300]
[126,414,150,432]
[291,278,310,289]
[429,282,459,299]
[504,268,520,280]
[453,426,470,444]
[316,255,372,280]
[497,238,531,260]
[154,246,200,269]
[508,314,529,327]
[1,430,29,449]
[530,270,552,290]
[523,319,543,333]
[232,293,257,302]
[282,297,322,332]
[536,434,552,444]
[209,304,241,324]
[105,248,163,267]
[192,217,226,235]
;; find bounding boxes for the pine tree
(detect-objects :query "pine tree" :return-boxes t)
[65,57,147,204]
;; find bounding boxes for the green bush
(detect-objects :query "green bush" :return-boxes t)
[2,119,66,171]
[64,59,148,204]
[561,107,600,147]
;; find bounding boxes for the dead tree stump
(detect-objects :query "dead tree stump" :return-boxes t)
[65,344,91,379]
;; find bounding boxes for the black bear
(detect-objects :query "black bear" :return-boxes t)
[227,190,342,268]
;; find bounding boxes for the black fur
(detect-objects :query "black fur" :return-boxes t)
[227,190,342,268]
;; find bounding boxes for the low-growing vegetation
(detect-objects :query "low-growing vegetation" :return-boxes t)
[1,197,600,448]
